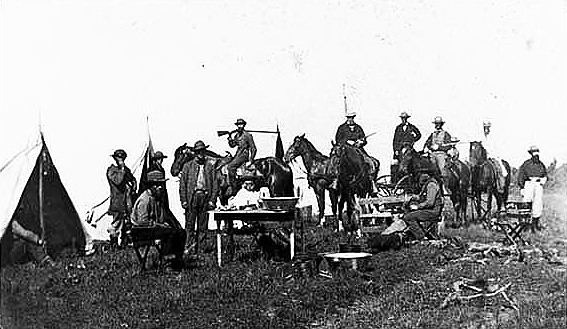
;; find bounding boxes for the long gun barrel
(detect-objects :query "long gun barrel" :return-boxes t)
[217,129,279,137]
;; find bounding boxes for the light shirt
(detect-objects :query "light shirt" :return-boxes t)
[228,189,261,209]
[195,164,206,190]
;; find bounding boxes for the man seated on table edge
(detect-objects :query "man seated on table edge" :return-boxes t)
[130,170,186,270]
[368,169,443,252]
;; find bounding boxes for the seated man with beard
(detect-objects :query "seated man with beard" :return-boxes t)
[368,170,443,252]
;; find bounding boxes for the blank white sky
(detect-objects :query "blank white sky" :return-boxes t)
[1,0,566,218]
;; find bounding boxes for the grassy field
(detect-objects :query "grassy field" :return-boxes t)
[1,190,565,329]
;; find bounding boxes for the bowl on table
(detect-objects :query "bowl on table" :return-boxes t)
[260,197,299,212]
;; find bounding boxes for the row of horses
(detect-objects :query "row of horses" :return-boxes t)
[169,135,510,233]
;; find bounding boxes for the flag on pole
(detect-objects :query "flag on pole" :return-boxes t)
[275,125,284,161]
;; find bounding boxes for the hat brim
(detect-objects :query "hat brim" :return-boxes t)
[432,121,445,124]
[110,154,126,159]
[191,146,210,152]
[400,115,410,118]
[153,155,168,159]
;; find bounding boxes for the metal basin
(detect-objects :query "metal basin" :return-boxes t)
[323,252,372,272]
[260,197,299,211]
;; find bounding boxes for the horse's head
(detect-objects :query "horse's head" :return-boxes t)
[170,143,195,177]
[469,141,486,166]
[398,144,416,176]
[284,133,306,163]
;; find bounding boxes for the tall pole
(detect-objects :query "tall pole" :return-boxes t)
[38,140,46,243]
[342,83,348,114]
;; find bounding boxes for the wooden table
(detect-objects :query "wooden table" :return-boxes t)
[210,209,298,266]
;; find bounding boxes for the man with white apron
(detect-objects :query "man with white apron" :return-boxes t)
[517,145,547,231]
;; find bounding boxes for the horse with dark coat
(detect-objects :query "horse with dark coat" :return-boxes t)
[469,141,510,219]
[284,134,339,224]
[330,143,374,234]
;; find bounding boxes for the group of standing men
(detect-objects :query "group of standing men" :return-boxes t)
[105,118,259,269]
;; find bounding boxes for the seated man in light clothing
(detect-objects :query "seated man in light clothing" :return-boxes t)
[517,145,547,232]
[228,177,261,210]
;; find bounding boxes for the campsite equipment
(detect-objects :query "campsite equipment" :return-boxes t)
[323,252,372,273]
[260,197,299,211]
[1,133,86,266]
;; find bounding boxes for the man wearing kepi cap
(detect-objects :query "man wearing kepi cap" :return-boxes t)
[517,145,547,231]
[106,149,137,248]
[226,118,257,193]
[130,170,186,270]
[392,111,421,160]
[179,140,218,256]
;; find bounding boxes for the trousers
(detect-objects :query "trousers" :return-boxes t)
[184,190,210,250]
[227,153,249,186]
[108,211,128,239]
[403,209,440,240]
[522,178,545,218]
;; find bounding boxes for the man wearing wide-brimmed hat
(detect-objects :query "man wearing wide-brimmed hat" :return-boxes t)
[517,145,547,231]
[335,111,367,148]
[392,111,421,160]
[106,149,137,248]
[226,118,257,192]
[179,140,218,255]
[368,169,442,252]
[424,116,453,185]
[131,170,186,270]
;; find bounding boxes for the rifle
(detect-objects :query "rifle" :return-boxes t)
[217,129,279,137]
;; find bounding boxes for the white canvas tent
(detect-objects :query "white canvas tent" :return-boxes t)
[0,133,86,265]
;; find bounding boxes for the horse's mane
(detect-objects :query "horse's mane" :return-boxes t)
[299,137,328,161]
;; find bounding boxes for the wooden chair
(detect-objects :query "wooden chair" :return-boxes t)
[493,201,532,245]
[126,227,172,271]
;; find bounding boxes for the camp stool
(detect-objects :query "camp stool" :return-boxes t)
[126,227,172,272]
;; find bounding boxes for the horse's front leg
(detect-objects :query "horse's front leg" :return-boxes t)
[329,187,338,223]
[313,181,326,226]
[485,188,493,220]
[475,190,483,220]
[337,194,345,233]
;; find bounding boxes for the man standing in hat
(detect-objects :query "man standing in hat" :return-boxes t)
[392,111,421,159]
[179,140,218,255]
[424,116,453,185]
[107,149,137,248]
[226,118,257,193]
[517,145,547,231]
[131,170,186,270]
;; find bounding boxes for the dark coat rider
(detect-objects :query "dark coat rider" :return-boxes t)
[392,111,421,159]
[226,118,257,191]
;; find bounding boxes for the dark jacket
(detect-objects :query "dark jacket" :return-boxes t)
[229,130,257,161]
[517,157,547,188]
[335,122,366,147]
[179,158,218,206]
[107,164,137,213]
[424,129,452,152]
[393,123,421,155]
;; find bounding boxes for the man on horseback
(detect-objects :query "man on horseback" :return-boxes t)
[424,116,452,192]
[226,118,257,193]
[333,111,377,189]
[478,121,508,193]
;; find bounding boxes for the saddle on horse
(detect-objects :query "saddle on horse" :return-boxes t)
[487,158,506,194]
